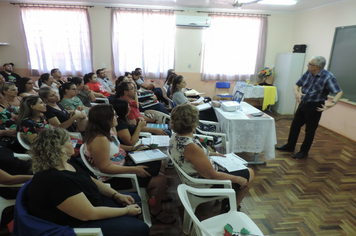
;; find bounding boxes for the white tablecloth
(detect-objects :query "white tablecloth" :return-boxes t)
[214,102,277,160]
[233,82,278,102]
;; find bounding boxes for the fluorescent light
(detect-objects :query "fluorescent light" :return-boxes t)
[258,0,297,5]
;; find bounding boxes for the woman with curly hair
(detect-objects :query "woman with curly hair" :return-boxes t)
[26,127,149,236]
[169,104,255,212]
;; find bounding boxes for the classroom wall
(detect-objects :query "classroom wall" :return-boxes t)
[0,1,355,141]
[290,0,356,141]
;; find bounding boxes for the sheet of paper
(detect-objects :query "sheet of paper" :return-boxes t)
[197,103,211,111]
[196,97,205,103]
[141,138,151,145]
[185,89,199,95]
[210,153,248,172]
[151,135,170,147]
[141,135,170,147]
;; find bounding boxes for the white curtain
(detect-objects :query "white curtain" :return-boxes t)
[112,10,175,79]
[20,7,92,76]
[202,15,268,81]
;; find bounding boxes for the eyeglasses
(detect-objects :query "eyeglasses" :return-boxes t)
[70,88,78,91]
[26,83,34,85]
[307,62,318,67]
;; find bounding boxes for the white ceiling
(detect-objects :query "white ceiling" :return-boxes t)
[3,0,349,13]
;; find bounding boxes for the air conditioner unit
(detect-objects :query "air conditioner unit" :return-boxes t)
[175,15,211,28]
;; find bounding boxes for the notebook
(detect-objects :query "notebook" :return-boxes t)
[128,149,168,164]
[210,153,248,172]
[142,135,170,147]
[146,123,169,129]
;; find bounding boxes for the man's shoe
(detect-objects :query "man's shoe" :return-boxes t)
[275,145,294,152]
[292,151,308,159]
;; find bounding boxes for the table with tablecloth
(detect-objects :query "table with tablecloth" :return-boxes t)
[213,102,277,164]
[232,82,278,110]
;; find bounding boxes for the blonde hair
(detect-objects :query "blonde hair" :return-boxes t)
[30,127,70,173]
[170,104,199,134]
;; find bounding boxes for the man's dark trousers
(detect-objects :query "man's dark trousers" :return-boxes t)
[286,101,324,154]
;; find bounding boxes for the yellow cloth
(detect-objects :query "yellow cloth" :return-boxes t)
[262,86,276,110]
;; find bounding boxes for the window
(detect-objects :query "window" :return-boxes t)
[20,7,92,76]
[112,9,175,79]
[202,15,268,81]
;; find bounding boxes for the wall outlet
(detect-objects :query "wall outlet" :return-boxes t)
[102,63,105,68]
[188,63,191,68]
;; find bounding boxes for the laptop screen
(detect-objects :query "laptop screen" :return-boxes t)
[233,90,244,103]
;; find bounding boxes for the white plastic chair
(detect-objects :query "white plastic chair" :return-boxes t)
[196,120,230,154]
[17,132,82,151]
[79,145,151,227]
[144,110,170,124]
[168,152,231,234]
[166,96,176,109]
[13,153,31,160]
[177,184,264,236]
[17,132,30,150]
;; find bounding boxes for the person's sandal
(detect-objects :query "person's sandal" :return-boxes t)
[150,210,176,224]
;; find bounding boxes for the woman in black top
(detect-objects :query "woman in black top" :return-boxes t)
[39,86,87,132]
[26,127,149,236]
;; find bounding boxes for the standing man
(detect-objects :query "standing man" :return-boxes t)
[0,63,22,86]
[275,56,343,159]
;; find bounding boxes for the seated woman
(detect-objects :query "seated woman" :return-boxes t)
[27,127,149,236]
[68,77,96,108]
[171,75,218,122]
[38,73,59,95]
[116,75,129,87]
[39,86,87,132]
[18,77,38,98]
[165,73,177,99]
[113,98,169,146]
[164,69,175,89]
[16,96,50,144]
[83,73,111,98]
[169,104,255,212]
[84,104,175,224]
[1,82,21,114]
[0,94,25,151]
[59,82,89,114]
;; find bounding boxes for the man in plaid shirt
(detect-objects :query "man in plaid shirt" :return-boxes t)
[276,56,343,159]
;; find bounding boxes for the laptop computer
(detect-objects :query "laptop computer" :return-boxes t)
[233,90,244,103]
